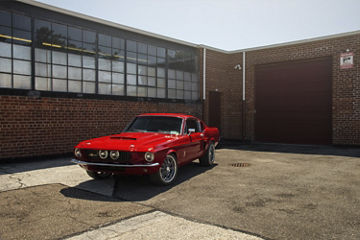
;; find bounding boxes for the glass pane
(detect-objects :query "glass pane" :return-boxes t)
[168,79,176,89]
[127,63,136,74]
[127,74,136,85]
[138,54,147,64]
[126,51,137,63]
[52,51,67,65]
[0,58,11,72]
[0,73,11,88]
[112,72,124,84]
[168,49,176,59]
[68,26,82,41]
[13,29,31,45]
[192,91,199,100]
[112,61,124,72]
[148,87,156,98]
[157,78,165,88]
[83,43,96,54]
[184,81,192,90]
[137,86,147,97]
[52,23,67,39]
[157,68,165,78]
[83,30,96,43]
[13,60,31,75]
[83,81,95,93]
[99,34,111,46]
[138,65,147,75]
[176,80,184,89]
[113,49,124,60]
[98,58,111,71]
[157,47,166,57]
[68,67,81,80]
[157,57,166,66]
[35,48,51,63]
[0,42,11,57]
[99,70,111,82]
[112,84,124,95]
[148,45,156,56]
[13,45,31,60]
[176,90,184,99]
[148,56,156,66]
[53,79,67,92]
[127,86,136,96]
[157,88,165,98]
[0,26,12,44]
[148,67,155,77]
[126,40,136,52]
[35,77,51,91]
[112,37,124,49]
[52,65,67,78]
[184,72,191,81]
[138,42,147,54]
[168,69,175,79]
[52,37,66,47]
[35,63,51,77]
[184,91,191,100]
[192,82,198,91]
[68,40,82,50]
[13,75,31,89]
[0,11,11,26]
[148,77,156,87]
[138,75,147,85]
[83,56,95,68]
[168,89,176,99]
[98,83,111,94]
[191,73,197,82]
[176,70,183,80]
[83,69,95,81]
[68,53,82,67]
[98,45,111,55]
[13,14,31,31]
[68,80,82,93]
[34,19,51,45]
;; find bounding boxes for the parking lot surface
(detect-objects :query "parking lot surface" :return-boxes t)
[0,144,359,239]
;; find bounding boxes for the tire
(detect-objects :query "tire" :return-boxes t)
[86,170,112,179]
[150,154,178,186]
[199,142,215,166]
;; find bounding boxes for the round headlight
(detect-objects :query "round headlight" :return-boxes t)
[99,150,108,159]
[74,148,82,158]
[110,150,120,160]
[144,152,154,162]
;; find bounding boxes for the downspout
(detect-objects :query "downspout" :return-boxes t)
[203,48,206,101]
[242,51,246,143]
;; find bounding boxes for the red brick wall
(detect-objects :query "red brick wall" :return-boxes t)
[202,33,360,145]
[0,96,202,159]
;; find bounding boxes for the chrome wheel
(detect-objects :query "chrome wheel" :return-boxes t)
[159,155,177,184]
[209,143,215,164]
[199,142,215,166]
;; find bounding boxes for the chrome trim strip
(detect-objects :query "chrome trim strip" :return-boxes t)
[71,159,159,167]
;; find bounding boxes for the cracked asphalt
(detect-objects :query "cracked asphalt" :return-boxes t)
[0,145,359,240]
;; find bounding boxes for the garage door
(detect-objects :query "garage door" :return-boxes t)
[255,58,332,145]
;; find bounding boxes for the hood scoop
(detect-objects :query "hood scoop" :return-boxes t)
[110,136,137,140]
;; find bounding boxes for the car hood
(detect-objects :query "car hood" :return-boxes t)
[76,132,181,152]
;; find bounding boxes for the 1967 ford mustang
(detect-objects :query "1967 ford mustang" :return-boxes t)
[71,113,220,185]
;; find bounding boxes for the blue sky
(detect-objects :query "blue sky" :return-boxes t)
[36,0,360,51]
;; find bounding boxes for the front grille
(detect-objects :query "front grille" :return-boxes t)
[81,149,131,163]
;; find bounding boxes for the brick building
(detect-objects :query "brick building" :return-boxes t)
[0,0,359,159]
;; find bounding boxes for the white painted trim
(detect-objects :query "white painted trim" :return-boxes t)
[203,48,206,100]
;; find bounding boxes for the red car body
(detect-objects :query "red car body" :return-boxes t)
[72,113,220,185]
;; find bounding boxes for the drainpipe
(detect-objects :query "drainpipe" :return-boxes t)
[242,51,246,143]
[203,48,206,101]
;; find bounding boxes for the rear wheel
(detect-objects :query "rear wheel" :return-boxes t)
[150,154,178,186]
[86,170,112,179]
[199,142,215,166]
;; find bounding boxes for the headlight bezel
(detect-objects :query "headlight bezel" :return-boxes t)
[110,150,120,160]
[74,148,82,158]
[99,150,108,159]
[144,152,155,162]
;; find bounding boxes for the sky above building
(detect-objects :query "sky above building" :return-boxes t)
[36,0,360,51]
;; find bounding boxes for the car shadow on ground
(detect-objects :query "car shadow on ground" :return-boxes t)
[114,162,216,201]
[222,142,360,158]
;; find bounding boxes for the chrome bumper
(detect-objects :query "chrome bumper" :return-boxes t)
[71,159,159,168]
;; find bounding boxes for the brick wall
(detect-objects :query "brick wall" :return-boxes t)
[0,96,202,159]
[202,33,360,145]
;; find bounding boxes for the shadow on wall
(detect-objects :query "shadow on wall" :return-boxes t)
[221,141,360,158]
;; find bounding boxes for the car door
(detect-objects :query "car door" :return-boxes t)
[184,118,202,161]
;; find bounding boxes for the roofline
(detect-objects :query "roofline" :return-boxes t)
[16,0,199,48]
[16,0,360,54]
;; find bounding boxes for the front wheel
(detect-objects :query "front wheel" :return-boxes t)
[86,170,112,179]
[199,142,215,166]
[150,154,178,186]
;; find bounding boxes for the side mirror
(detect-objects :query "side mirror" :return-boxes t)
[188,128,195,135]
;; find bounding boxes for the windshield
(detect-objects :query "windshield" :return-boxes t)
[124,116,183,135]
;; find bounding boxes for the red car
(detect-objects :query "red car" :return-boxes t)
[72,113,220,185]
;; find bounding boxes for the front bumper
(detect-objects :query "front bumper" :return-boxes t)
[71,159,159,168]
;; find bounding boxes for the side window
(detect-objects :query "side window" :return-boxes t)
[186,119,200,133]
